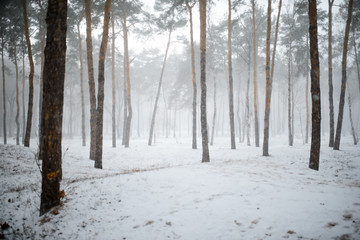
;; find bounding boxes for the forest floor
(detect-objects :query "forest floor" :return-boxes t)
[0,136,360,240]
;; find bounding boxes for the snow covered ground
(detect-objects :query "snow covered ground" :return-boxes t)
[1,136,359,239]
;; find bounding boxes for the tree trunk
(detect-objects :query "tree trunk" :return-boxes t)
[94,0,112,169]
[305,33,310,144]
[334,0,354,150]
[77,22,86,147]
[40,0,67,216]
[148,28,172,146]
[210,74,216,146]
[200,0,210,162]
[327,0,335,147]
[251,0,259,147]
[23,0,35,147]
[39,29,45,151]
[287,46,293,146]
[227,0,236,149]
[1,36,6,144]
[84,0,97,159]
[308,0,321,171]
[122,2,132,148]
[347,91,358,145]
[111,10,116,148]
[263,0,272,156]
[14,44,20,145]
[22,50,25,143]
[246,46,251,146]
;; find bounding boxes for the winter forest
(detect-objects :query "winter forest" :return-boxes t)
[0,0,360,239]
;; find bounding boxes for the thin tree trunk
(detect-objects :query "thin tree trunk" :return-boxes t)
[308,0,321,171]
[1,36,6,144]
[347,91,358,145]
[14,44,20,145]
[288,46,293,146]
[23,0,35,147]
[327,0,335,147]
[227,0,236,149]
[40,0,67,216]
[84,0,97,159]
[200,0,210,162]
[185,0,197,150]
[122,2,132,148]
[111,10,116,148]
[95,0,112,166]
[210,74,216,146]
[94,0,112,169]
[148,28,172,146]
[77,22,86,147]
[246,46,251,146]
[22,50,25,143]
[262,0,272,156]
[251,0,259,147]
[334,0,354,150]
[305,33,310,144]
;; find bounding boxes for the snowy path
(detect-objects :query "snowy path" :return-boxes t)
[1,137,359,239]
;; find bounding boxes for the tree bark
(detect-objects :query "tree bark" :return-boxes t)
[77,21,86,147]
[148,28,172,146]
[347,91,358,145]
[327,0,335,147]
[263,0,273,156]
[186,0,197,150]
[94,0,112,169]
[122,2,132,148]
[1,36,6,144]
[227,0,236,149]
[251,0,259,147]
[22,0,34,147]
[22,50,25,143]
[84,0,97,159]
[334,0,353,150]
[308,0,321,171]
[111,10,116,148]
[40,0,67,216]
[14,44,20,145]
[200,0,210,162]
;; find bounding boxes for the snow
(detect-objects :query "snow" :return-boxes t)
[1,136,360,239]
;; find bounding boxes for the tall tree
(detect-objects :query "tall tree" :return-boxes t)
[308,0,321,171]
[185,0,197,150]
[251,0,259,147]
[227,0,236,149]
[22,0,35,147]
[40,0,67,215]
[327,0,335,147]
[1,32,6,144]
[84,0,97,159]
[94,0,112,169]
[199,0,209,162]
[334,0,354,150]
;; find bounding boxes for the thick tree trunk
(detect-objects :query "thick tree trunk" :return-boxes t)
[200,0,210,162]
[23,0,35,147]
[1,37,6,144]
[334,0,353,150]
[308,0,322,171]
[347,92,358,145]
[327,0,335,147]
[251,0,259,147]
[186,0,197,150]
[77,22,86,147]
[14,44,20,145]
[84,0,97,159]
[40,0,67,216]
[94,0,112,169]
[262,0,272,156]
[111,11,116,148]
[122,3,132,148]
[148,29,172,146]
[227,0,236,149]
